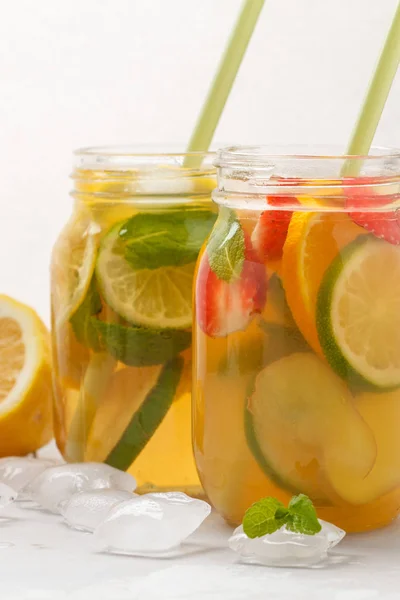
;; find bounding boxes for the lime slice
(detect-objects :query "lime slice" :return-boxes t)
[51,215,98,329]
[317,235,400,389]
[96,223,194,329]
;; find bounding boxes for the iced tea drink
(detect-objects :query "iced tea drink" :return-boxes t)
[51,147,216,495]
[194,147,400,532]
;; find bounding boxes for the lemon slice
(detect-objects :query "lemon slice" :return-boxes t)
[96,223,194,329]
[51,214,98,329]
[0,295,53,456]
[317,235,400,389]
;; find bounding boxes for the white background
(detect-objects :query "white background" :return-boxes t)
[0,0,399,324]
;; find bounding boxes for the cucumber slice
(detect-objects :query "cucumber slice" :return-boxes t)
[317,235,400,390]
[105,356,183,471]
[246,353,377,505]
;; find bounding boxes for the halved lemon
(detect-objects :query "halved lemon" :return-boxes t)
[282,212,363,353]
[96,223,194,329]
[0,295,53,456]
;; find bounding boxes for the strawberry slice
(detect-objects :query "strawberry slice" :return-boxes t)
[196,243,267,338]
[348,208,400,245]
[345,182,400,246]
[251,196,298,261]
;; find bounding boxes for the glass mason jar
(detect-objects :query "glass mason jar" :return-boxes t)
[193,146,400,532]
[51,147,216,495]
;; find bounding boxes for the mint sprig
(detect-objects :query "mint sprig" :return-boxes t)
[243,494,322,538]
[119,210,216,270]
[207,208,245,282]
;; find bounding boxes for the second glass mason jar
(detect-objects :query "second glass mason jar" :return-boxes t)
[193,146,400,532]
[51,147,216,495]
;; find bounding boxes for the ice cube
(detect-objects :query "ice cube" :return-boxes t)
[93,492,211,556]
[61,489,135,532]
[0,457,56,492]
[28,463,136,513]
[228,520,345,567]
[136,177,194,197]
[0,482,17,508]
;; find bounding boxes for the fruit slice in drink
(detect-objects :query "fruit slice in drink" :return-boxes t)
[96,210,216,330]
[246,353,377,504]
[333,389,400,505]
[85,357,182,469]
[317,235,400,390]
[282,212,364,353]
[51,214,98,330]
[51,214,98,392]
[196,211,267,338]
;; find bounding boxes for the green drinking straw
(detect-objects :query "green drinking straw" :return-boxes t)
[342,1,400,176]
[184,0,265,167]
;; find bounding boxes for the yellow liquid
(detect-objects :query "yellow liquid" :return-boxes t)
[54,345,200,494]
[51,197,206,496]
[193,209,400,532]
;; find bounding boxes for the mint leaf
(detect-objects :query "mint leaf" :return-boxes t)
[92,319,191,366]
[286,494,322,535]
[243,497,288,538]
[106,356,183,471]
[119,210,216,270]
[207,209,245,282]
[70,278,102,351]
[242,494,321,538]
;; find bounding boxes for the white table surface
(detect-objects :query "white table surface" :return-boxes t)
[0,445,399,600]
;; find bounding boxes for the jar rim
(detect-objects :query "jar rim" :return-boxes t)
[71,145,218,203]
[73,145,216,172]
[215,145,400,167]
[213,145,400,210]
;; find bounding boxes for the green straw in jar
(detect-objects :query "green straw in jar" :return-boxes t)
[184,0,265,168]
[342,1,400,176]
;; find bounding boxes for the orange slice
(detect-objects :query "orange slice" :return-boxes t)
[282,211,364,353]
